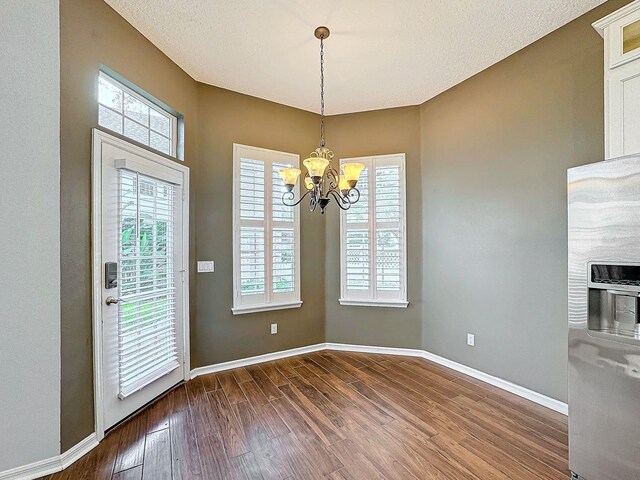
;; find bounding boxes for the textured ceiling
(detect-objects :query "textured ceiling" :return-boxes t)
[105,0,605,115]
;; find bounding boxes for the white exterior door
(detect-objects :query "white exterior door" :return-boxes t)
[93,129,189,432]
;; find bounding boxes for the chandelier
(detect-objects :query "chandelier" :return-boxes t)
[279,26,365,214]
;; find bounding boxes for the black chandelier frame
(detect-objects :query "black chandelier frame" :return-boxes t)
[282,158,361,214]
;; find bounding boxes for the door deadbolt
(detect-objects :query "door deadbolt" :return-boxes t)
[105,262,118,289]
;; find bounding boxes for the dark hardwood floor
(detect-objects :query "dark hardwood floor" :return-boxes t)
[42,350,569,479]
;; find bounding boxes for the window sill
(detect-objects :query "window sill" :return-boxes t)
[338,299,409,308]
[232,301,303,315]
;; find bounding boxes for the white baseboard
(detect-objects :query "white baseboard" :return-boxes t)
[191,341,568,416]
[60,434,99,469]
[325,342,425,357]
[0,456,61,480]
[418,349,568,415]
[325,342,568,415]
[190,343,326,378]
[191,342,569,415]
[2,340,567,479]
[0,433,98,480]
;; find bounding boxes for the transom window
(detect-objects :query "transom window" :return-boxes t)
[340,153,408,308]
[232,144,301,314]
[98,71,178,157]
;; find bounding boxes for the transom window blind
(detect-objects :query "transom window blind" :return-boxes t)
[233,144,301,314]
[340,154,408,307]
[118,169,179,398]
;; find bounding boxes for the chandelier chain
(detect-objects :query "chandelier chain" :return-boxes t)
[320,35,325,147]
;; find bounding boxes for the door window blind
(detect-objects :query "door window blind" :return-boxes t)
[233,145,301,314]
[340,154,407,307]
[118,169,179,398]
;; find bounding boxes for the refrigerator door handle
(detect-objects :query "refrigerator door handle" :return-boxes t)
[606,289,640,297]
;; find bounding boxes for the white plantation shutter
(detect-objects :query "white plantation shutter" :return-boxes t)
[272,162,296,294]
[240,159,265,220]
[117,169,180,398]
[273,227,295,293]
[233,145,301,314]
[340,154,407,307]
[375,165,402,292]
[272,162,295,223]
[346,230,369,290]
[239,158,266,297]
[345,167,370,291]
[240,227,265,295]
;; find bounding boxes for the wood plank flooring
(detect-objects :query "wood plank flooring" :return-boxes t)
[41,351,568,479]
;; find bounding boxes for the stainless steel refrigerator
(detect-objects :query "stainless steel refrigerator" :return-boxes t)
[568,154,640,480]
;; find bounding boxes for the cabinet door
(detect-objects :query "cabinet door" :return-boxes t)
[608,8,640,69]
[607,63,640,158]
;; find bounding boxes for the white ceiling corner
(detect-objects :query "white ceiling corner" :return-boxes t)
[105,0,606,115]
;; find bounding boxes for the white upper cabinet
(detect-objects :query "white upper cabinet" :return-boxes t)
[594,1,640,159]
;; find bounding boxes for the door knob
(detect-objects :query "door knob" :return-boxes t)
[105,296,122,305]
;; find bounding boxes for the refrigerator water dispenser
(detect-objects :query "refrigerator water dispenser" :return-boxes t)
[588,264,640,340]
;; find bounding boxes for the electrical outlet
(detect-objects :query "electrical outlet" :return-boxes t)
[467,333,475,347]
[197,261,215,273]
[271,323,278,335]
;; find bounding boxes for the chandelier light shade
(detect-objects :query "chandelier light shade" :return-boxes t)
[341,162,366,187]
[279,167,302,190]
[338,175,350,193]
[303,157,330,179]
[280,26,364,214]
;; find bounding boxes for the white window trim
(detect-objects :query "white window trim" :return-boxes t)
[339,153,408,308]
[98,71,179,158]
[339,298,409,308]
[232,301,303,315]
[232,143,302,315]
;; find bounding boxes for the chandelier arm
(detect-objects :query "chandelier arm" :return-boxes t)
[309,196,318,212]
[328,190,352,210]
[325,167,339,191]
[282,189,312,207]
[339,190,354,204]
[347,187,361,203]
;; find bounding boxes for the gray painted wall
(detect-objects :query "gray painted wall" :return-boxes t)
[194,84,325,367]
[324,107,423,349]
[419,0,630,402]
[324,0,631,404]
[59,0,324,450]
[51,0,630,460]
[60,0,199,450]
[0,0,61,470]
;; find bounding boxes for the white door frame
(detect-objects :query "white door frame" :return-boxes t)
[91,128,190,440]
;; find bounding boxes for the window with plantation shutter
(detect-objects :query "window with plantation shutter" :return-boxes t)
[233,144,301,314]
[340,154,408,308]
